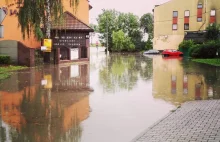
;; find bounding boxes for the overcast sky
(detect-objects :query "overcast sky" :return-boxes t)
[89,0,170,24]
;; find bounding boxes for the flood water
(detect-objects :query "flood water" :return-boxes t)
[0,48,220,142]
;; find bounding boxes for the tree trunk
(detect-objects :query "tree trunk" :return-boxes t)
[46,0,51,38]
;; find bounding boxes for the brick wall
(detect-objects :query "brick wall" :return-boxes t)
[17,42,35,67]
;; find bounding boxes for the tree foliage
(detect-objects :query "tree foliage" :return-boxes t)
[140,13,153,33]
[205,23,220,40]
[97,9,147,52]
[97,9,119,50]
[17,0,79,40]
[112,30,135,52]
[140,13,154,50]
[89,24,99,32]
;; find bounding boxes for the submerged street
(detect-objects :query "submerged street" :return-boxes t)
[0,48,220,142]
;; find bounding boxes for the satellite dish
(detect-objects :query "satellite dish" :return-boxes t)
[0,7,7,24]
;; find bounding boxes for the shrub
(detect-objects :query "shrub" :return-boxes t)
[179,40,195,56]
[189,44,201,58]
[0,55,11,64]
[179,40,195,49]
[189,41,219,58]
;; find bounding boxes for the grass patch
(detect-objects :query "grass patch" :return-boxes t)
[192,59,220,66]
[0,65,27,80]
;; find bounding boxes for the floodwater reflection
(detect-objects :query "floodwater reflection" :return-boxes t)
[1,49,220,142]
[153,56,220,106]
[99,54,153,93]
[0,64,90,142]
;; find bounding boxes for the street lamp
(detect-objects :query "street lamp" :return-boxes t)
[102,9,108,55]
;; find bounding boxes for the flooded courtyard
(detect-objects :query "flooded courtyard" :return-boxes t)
[0,48,220,142]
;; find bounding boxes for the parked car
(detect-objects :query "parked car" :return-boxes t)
[162,49,183,57]
[143,49,160,54]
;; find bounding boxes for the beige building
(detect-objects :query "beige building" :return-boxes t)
[153,0,220,50]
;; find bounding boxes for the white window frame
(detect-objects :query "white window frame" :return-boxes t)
[185,10,190,17]
[173,11,178,17]
[197,17,202,22]
[197,3,203,8]
[211,10,216,16]
[172,24,178,30]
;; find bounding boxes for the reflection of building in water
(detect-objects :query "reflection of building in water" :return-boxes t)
[0,64,90,141]
[153,56,208,105]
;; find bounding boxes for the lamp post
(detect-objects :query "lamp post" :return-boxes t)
[102,9,108,55]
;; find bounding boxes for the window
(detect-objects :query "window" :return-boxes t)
[184,24,189,30]
[197,3,203,8]
[211,10,216,16]
[172,24,178,30]
[173,11,178,17]
[184,10,190,17]
[197,17,202,22]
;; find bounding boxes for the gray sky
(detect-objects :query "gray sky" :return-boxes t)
[89,0,170,24]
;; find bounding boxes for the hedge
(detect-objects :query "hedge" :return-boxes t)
[0,55,11,64]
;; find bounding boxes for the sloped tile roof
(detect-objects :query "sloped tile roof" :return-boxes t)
[51,11,94,32]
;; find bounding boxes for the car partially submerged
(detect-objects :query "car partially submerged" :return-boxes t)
[143,49,160,54]
[162,49,183,57]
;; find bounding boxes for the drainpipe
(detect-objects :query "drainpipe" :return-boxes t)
[199,0,208,31]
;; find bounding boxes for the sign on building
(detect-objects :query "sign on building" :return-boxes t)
[0,7,7,38]
[0,25,3,38]
[0,8,7,24]
[43,39,52,52]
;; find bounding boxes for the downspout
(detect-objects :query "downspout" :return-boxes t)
[199,0,208,31]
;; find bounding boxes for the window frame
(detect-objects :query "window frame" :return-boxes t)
[184,24,189,30]
[210,10,216,16]
[184,10,190,17]
[173,11,178,18]
[197,17,202,22]
[197,3,203,9]
[172,24,178,30]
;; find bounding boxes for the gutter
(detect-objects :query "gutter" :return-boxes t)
[199,0,208,31]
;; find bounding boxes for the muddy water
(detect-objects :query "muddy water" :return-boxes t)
[0,48,219,142]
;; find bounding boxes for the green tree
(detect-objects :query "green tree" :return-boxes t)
[140,13,153,36]
[205,23,220,40]
[112,30,125,51]
[97,9,142,52]
[18,0,79,40]
[89,24,99,32]
[140,13,154,50]
[112,30,135,52]
[97,9,119,51]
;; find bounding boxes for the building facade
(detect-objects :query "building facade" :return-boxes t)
[0,0,93,66]
[153,0,220,50]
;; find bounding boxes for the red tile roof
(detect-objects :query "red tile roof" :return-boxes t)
[51,11,94,32]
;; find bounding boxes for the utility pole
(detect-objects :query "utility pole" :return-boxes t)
[106,18,108,55]
[102,9,108,55]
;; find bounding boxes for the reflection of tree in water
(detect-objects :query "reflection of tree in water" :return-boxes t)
[99,54,153,93]
[9,86,82,142]
[182,60,220,99]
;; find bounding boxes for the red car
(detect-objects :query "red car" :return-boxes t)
[162,49,183,57]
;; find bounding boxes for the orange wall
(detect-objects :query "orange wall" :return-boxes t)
[0,0,90,48]
[63,0,90,25]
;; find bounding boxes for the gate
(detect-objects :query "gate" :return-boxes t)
[35,49,44,66]
[35,49,56,66]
